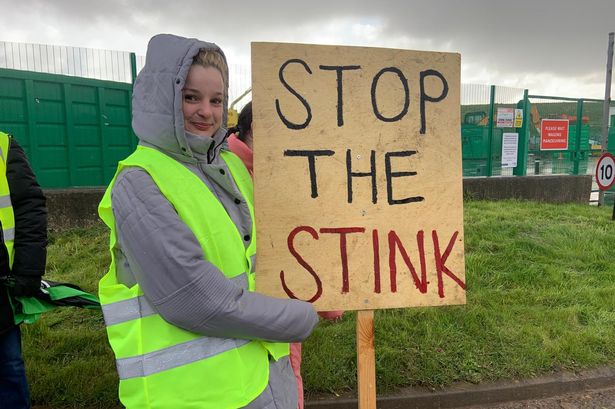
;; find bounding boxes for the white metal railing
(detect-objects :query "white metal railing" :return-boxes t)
[0,41,135,83]
[0,41,253,105]
[0,41,526,116]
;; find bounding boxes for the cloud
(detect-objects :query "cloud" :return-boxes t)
[1,0,614,98]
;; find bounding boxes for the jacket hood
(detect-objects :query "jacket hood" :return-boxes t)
[131,34,229,159]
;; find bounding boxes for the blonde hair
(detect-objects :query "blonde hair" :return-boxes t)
[192,49,228,87]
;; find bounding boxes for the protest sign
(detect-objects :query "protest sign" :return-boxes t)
[252,42,466,312]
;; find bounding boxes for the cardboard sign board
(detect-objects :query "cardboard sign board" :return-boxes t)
[252,42,466,311]
[540,119,569,150]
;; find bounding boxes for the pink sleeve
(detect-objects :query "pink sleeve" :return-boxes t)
[318,310,344,320]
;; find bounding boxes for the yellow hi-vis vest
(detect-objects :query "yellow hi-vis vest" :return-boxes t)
[98,146,289,409]
[0,132,15,268]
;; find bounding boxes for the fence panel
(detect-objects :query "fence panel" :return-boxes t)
[0,68,135,188]
[0,41,253,189]
[460,83,491,177]
[525,96,608,176]
[460,84,525,177]
[1,41,251,106]
[0,41,135,83]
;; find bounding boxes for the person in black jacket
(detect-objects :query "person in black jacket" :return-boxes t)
[0,133,47,409]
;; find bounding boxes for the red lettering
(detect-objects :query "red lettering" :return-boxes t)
[372,229,381,293]
[282,226,466,302]
[388,230,428,293]
[320,227,366,293]
[281,226,323,302]
[432,230,466,298]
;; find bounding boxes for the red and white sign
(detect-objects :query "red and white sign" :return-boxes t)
[496,108,514,128]
[540,119,569,150]
[595,153,615,191]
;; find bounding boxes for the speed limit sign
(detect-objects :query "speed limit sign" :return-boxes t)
[596,153,615,191]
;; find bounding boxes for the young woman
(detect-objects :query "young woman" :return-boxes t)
[98,34,318,409]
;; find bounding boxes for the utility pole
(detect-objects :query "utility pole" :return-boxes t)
[599,32,614,206]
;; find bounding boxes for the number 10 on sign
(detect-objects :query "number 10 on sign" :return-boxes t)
[596,153,615,191]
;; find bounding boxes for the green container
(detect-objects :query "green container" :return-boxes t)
[0,68,137,188]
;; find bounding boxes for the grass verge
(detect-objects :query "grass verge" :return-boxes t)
[23,200,615,407]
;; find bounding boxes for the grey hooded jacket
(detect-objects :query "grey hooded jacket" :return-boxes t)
[109,35,317,408]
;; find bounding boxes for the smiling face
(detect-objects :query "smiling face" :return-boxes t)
[182,65,224,138]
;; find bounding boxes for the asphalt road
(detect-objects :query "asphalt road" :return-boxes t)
[304,367,615,409]
[459,386,615,409]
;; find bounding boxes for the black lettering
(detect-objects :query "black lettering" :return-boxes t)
[346,149,377,204]
[419,69,448,134]
[385,151,424,205]
[319,65,361,127]
[276,59,313,130]
[284,150,335,198]
[371,67,410,122]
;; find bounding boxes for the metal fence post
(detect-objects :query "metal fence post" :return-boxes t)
[573,100,583,175]
[600,32,614,205]
[130,53,137,85]
[129,52,138,150]
[514,90,530,176]
[486,85,496,177]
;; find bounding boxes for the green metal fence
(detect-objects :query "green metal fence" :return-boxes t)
[524,95,598,176]
[0,40,251,114]
[0,40,254,189]
[461,86,615,180]
[461,84,527,177]
[0,67,136,188]
[2,41,615,190]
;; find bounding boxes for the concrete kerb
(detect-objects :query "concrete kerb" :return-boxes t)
[305,366,615,409]
[43,175,591,231]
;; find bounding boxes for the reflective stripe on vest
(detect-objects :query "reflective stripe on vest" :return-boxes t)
[116,336,251,380]
[0,132,15,268]
[0,195,12,208]
[2,227,14,242]
[98,146,288,409]
[105,276,250,380]
[101,294,157,326]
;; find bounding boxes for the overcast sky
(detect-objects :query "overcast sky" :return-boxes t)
[2,0,615,99]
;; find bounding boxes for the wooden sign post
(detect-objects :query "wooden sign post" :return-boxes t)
[252,42,466,408]
[357,310,376,408]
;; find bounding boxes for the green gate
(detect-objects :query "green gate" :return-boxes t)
[0,67,136,188]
